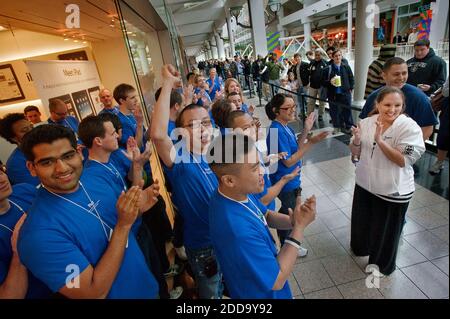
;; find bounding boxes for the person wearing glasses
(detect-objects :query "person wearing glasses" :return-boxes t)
[17,124,160,298]
[0,170,51,298]
[266,94,329,256]
[350,87,425,277]
[47,99,79,134]
[0,113,37,186]
[151,65,223,299]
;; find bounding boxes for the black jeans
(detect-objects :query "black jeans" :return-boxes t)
[277,187,302,245]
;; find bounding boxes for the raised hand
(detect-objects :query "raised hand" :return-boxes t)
[374,121,383,143]
[116,186,142,228]
[304,112,316,133]
[308,131,330,144]
[351,123,361,144]
[139,179,160,213]
[162,64,182,86]
[134,107,144,126]
[288,195,316,229]
[122,137,138,161]
[248,104,256,114]
[281,166,301,183]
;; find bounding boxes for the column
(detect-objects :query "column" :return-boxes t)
[210,39,218,59]
[429,0,449,50]
[215,31,225,60]
[226,12,236,57]
[303,17,311,52]
[347,1,353,54]
[248,0,268,57]
[353,0,375,104]
[277,8,286,51]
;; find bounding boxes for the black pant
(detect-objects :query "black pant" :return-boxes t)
[329,92,354,129]
[136,222,169,299]
[172,207,184,249]
[350,184,408,275]
[277,187,302,245]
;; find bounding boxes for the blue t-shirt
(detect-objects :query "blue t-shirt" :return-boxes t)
[360,84,438,127]
[109,149,132,180]
[209,191,292,299]
[254,150,275,211]
[168,120,176,137]
[99,106,120,116]
[0,184,51,298]
[206,77,222,101]
[194,88,212,107]
[83,158,142,234]
[266,121,301,193]
[18,177,158,299]
[117,111,147,150]
[6,147,40,186]
[48,116,79,134]
[241,103,250,113]
[163,145,218,249]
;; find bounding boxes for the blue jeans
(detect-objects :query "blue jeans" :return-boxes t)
[186,246,223,299]
[277,187,302,245]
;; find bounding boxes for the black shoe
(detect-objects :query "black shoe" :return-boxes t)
[341,127,352,134]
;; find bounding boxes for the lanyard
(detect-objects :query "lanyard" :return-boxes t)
[89,159,127,192]
[120,112,137,131]
[0,200,26,233]
[192,153,216,193]
[275,120,297,142]
[218,190,268,227]
[42,182,113,243]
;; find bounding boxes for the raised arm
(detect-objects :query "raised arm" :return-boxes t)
[58,187,142,298]
[150,65,182,168]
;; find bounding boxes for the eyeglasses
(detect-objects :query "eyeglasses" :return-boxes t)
[184,119,213,129]
[34,150,78,168]
[279,106,296,111]
[52,111,68,117]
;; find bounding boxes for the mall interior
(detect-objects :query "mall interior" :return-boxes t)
[0,0,448,300]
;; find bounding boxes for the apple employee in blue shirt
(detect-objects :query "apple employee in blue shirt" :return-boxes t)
[207,133,316,299]
[151,65,223,299]
[0,171,51,298]
[0,113,38,186]
[18,125,159,299]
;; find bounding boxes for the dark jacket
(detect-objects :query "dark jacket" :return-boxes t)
[322,63,354,98]
[406,48,447,96]
[308,59,328,89]
[290,62,310,87]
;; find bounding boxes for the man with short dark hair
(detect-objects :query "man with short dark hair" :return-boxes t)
[47,99,79,134]
[18,124,159,299]
[23,105,43,126]
[113,83,146,150]
[360,57,438,140]
[207,133,316,298]
[406,39,447,96]
[0,113,37,185]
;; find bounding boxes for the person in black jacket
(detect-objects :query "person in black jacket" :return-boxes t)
[406,39,447,96]
[322,49,354,134]
[307,49,328,121]
[291,53,310,116]
[326,47,349,66]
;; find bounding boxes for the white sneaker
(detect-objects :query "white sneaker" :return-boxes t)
[365,264,385,278]
[332,127,340,135]
[429,161,444,175]
[175,246,188,261]
[298,246,308,257]
[169,286,183,299]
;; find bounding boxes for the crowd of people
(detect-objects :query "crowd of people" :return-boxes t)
[0,38,447,299]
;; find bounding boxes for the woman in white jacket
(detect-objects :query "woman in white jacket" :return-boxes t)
[349,86,425,276]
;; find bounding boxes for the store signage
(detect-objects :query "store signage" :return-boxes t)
[66,4,80,29]
[25,60,103,120]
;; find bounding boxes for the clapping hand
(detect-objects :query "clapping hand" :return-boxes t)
[351,123,361,144]
[288,195,316,229]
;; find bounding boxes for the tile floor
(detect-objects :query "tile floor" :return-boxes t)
[249,95,450,299]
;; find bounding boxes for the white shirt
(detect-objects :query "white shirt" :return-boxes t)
[354,114,425,197]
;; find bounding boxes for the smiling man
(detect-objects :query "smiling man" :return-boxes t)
[17,124,159,299]
[360,57,438,141]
